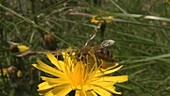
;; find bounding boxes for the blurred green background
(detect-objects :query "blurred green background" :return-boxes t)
[0,0,170,96]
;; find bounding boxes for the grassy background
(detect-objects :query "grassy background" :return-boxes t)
[0,0,170,96]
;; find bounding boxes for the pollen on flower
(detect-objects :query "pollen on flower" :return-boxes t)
[70,62,86,87]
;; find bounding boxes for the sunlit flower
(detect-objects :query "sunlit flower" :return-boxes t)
[33,50,128,96]
[91,16,113,24]
[17,45,29,52]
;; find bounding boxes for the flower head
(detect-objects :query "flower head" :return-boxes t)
[10,44,29,52]
[91,16,113,24]
[17,45,29,52]
[33,50,128,96]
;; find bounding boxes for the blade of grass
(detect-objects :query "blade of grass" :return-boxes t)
[0,4,73,47]
[124,53,170,64]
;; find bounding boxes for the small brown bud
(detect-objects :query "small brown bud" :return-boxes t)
[44,33,57,50]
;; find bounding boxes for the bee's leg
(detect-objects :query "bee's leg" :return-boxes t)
[84,23,101,47]
[101,60,107,69]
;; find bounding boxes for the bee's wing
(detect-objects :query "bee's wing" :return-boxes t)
[100,40,115,48]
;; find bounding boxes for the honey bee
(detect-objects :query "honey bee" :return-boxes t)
[75,39,116,69]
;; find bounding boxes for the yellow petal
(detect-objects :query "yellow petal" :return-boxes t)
[101,75,128,83]
[58,61,65,71]
[45,85,72,96]
[38,82,58,91]
[90,82,121,94]
[75,90,97,96]
[38,87,52,95]
[91,17,99,23]
[91,76,128,84]
[102,65,123,75]
[75,90,84,96]
[32,60,63,77]
[94,63,120,77]
[41,76,69,85]
[90,90,98,96]
[46,52,64,70]
[93,86,112,96]
[17,45,29,52]
[62,52,72,66]
[102,86,121,95]
[90,81,113,87]
[105,16,113,23]
[89,76,128,89]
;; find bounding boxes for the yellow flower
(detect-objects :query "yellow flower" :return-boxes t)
[17,45,29,52]
[17,70,22,78]
[0,68,8,76]
[91,16,113,24]
[33,51,128,96]
[0,66,18,77]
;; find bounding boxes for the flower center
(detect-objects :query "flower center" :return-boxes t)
[70,62,87,89]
